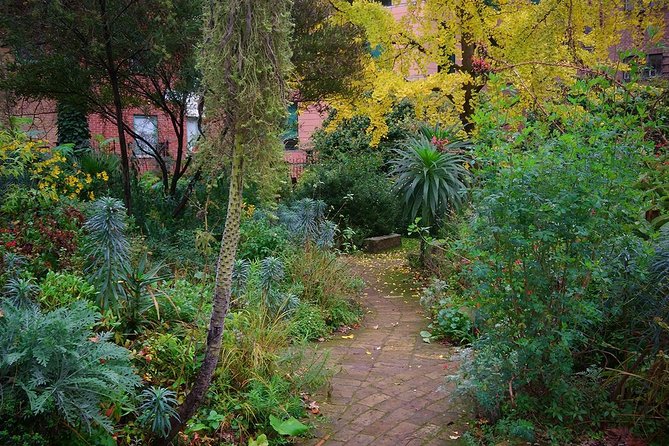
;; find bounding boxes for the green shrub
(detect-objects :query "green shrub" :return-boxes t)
[138,330,200,389]
[38,271,95,309]
[325,298,360,328]
[289,303,328,341]
[295,155,403,243]
[146,279,210,324]
[238,217,290,261]
[429,304,473,345]
[244,375,305,424]
[0,301,140,433]
[0,189,84,277]
[451,96,659,441]
[420,279,474,345]
[287,247,361,327]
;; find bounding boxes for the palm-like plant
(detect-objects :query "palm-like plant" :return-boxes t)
[390,134,469,226]
[389,134,469,262]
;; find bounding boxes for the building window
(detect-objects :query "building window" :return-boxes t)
[133,115,158,158]
[186,116,201,150]
[644,53,663,79]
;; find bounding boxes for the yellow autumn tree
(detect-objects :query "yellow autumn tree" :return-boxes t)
[326,0,667,142]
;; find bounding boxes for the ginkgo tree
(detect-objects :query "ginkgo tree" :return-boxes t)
[326,0,667,141]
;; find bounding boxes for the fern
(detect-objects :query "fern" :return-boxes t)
[0,301,140,432]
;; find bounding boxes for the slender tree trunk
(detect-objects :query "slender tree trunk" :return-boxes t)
[169,108,186,197]
[458,6,476,133]
[172,167,201,218]
[99,0,132,213]
[419,237,426,267]
[161,141,244,444]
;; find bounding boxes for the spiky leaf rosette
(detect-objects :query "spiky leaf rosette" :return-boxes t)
[390,134,469,227]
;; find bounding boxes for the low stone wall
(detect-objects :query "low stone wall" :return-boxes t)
[363,234,401,253]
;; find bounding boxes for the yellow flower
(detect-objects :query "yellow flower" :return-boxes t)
[88,191,95,200]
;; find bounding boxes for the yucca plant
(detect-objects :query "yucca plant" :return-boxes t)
[390,134,469,225]
[83,197,130,309]
[2,277,39,306]
[137,386,180,439]
[120,254,169,333]
[389,134,469,263]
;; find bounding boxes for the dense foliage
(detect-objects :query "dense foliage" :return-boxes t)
[424,78,669,444]
[295,155,402,244]
[0,124,363,444]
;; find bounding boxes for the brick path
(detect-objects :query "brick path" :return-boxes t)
[301,253,469,446]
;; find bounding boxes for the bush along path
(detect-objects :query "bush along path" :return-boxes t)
[301,250,470,446]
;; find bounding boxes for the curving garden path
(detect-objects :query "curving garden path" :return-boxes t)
[300,251,470,446]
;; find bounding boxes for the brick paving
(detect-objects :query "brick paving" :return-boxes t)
[300,253,470,446]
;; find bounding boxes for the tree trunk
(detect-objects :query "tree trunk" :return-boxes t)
[458,7,476,133]
[169,108,186,197]
[99,0,132,213]
[172,167,201,218]
[161,141,244,444]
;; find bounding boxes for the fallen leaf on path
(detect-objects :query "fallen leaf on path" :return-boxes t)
[341,335,354,339]
[307,401,320,415]
[449,435,460,440]
[373,325,379,329]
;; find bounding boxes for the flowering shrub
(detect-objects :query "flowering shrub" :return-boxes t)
[0,129,99,275]
[0,128,107,202]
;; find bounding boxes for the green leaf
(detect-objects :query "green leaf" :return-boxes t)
[248,434,269,446]
[420,330,432,343]
[269,415,309,436]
